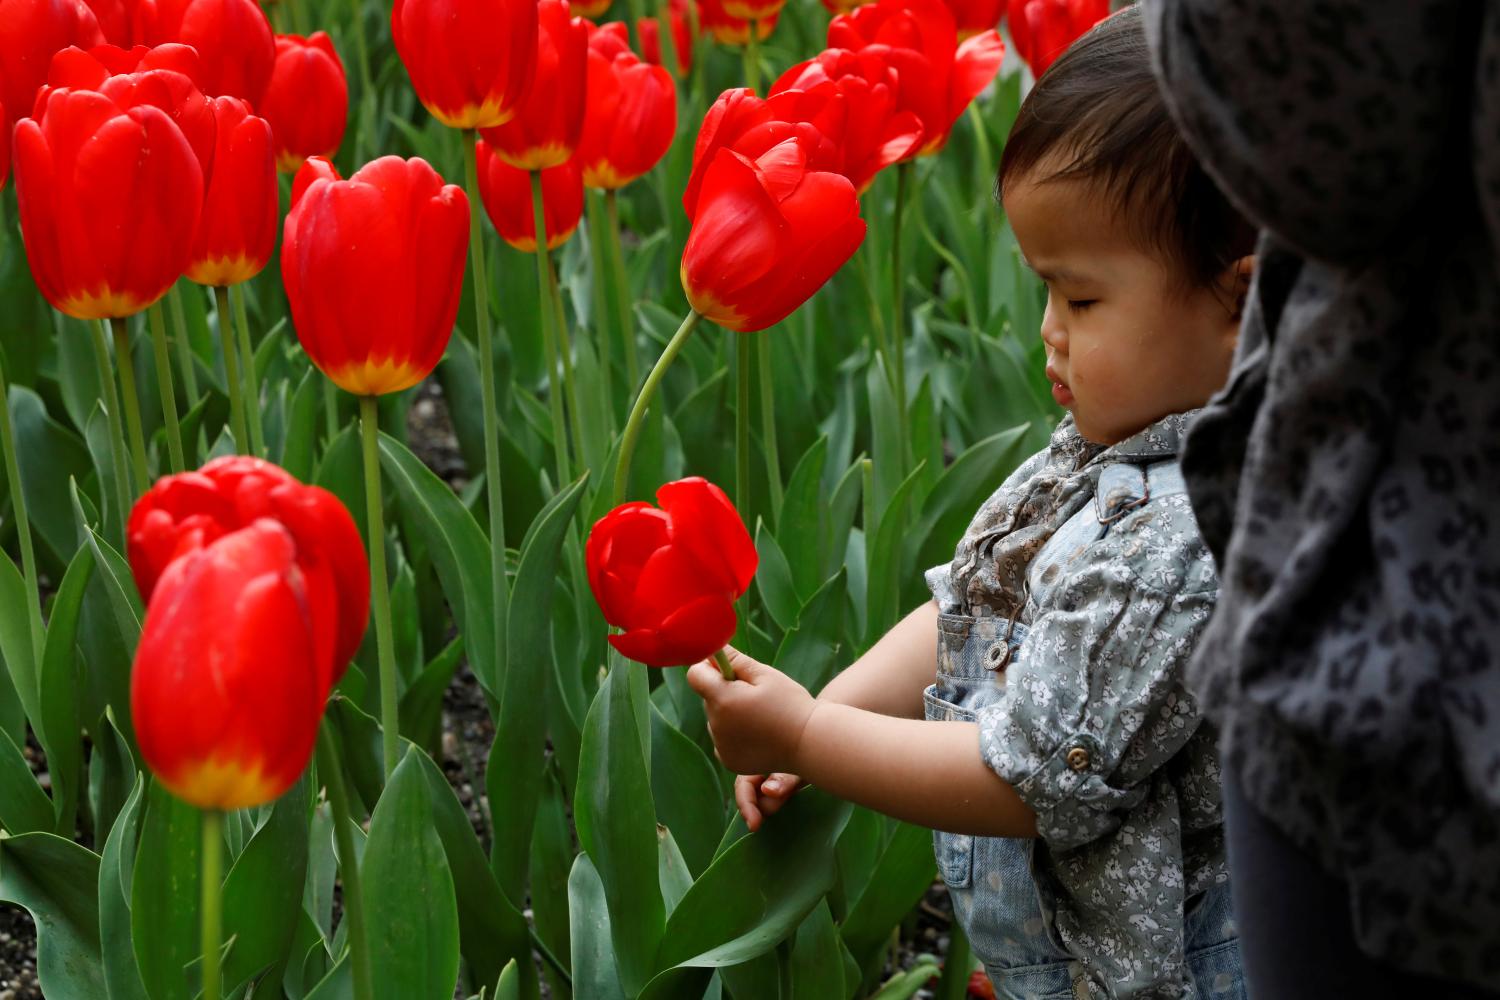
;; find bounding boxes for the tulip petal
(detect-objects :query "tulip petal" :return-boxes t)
[656,477,757,597]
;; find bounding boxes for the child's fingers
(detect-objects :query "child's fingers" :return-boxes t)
[734,775,765,832]
[685,660,727,699]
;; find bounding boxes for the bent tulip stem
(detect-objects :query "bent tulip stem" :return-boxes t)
[613,309,703,505]
[758,332,782,521]
[231,284,266,457]
[360,396,400,779]
[713,648,735,681]
[530,170,572,485]
[147,304,186,473]
[604,191,640,391]
[891,160,913,466]
[200,809,224,1000]
[316,723,375,1000]
[91,320,133,532]
[0,352,45,666]
[213,286,249,454]
[167,283,200,405]
[461,132,511,690]
[111,317,151,496]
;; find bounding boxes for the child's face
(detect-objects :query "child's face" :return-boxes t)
[1002,172,1244,445]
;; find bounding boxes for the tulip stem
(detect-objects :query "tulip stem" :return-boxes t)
[657,0,682,82]
[213,287,250,454]
[744,21,761,93]
[0,351,45,668]
[317,723,375,1000]
[461,132,511,694]
[231,284,266,456]
[736,334,751,515]
[360,396,400,779]
[200,809,224,1000]
[713,649,735,681]
[530,170,572,486]
[757,333,782,522]
[604,191,640,392]
[323,381,339,441]
[111,318,151,496]
[585,190,617,421]
[167,283,200,406]
[147,304,186,473]
[91,321,134,531]
[891,160,913,464]
[613,309,703,505]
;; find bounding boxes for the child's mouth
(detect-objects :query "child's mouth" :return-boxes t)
[1045,365,1074,406]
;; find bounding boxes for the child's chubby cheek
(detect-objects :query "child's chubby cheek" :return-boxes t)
[686,648,818,775]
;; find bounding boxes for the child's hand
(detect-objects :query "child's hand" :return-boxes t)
[734,772,804,832]
[686,646,817,778]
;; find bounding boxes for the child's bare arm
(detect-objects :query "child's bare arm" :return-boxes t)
[691,649,1038,839]
[732,601,939,828]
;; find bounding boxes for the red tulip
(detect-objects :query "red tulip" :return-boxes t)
[586,477,757,667]
[131,0,275,101]
[476,139,583,252]
[127,455,370,691]
[638,0,691,77]
[945,0,1003,40]
[479,0,589,170]
[391,0,538,130]
[828,0,1003,155]
[694,0,776,46]
[0,0,104,135]
[576,22,675,189]
[570,0,608,16]
[967,969,997,1000]
[721,0,783,27]
[259,32,347,172]
[132,521,330,809]
[82,0,133,44]
[819,0,859,15]
[186,96,275,286]
[0,100,8,189]
[282,156,469,396]
[681,133,865,332]
[1008,0,1108,77]
[15,85,202,318]
[770,52,924,193]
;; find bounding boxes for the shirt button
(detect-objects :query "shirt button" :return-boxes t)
[1066,746,1091,772]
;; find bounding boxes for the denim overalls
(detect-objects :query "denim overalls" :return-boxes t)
[924,461,1246,1000]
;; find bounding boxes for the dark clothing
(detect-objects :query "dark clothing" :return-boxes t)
[1222,773,1499,1000]
[1143,0,1500,988]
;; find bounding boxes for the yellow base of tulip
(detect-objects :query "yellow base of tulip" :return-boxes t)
[324,357,430,396]
[160,756,285,811]
[188,255,266,288]
[59,287,155,322]
[426,95,518,131]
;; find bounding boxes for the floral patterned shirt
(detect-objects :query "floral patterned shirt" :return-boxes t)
[927,411,1231,998]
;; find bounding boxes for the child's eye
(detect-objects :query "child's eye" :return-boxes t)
[1067,299,1097,313]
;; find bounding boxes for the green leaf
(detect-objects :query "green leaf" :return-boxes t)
[789,902,843,1000]
[657,823,693,917]
[529,763,573,998]
[315,424,368,543]
[905,425,1033,581]
[9,385,94,568]
[38,541,93,836]
[221,776,311,994]
[377,432,496,696]
[494,960,521,1000]
[865,357,901,516]
[754,520,800,633]
[99,775,149,1000]
[490,472,588,903]
[567,853,627,1000]
[866,460,928,643]
[776,435,828,601]
[302,954,351,1000]
[131,780,201,1000]
[574,659,663,997]
[88,707,138,845]
[281,367,323,484]
[363,748,460,1000]
[412,749,536,997]
[648,702,724,879]
[0,831,106,1000]
[637,789,853,1000]
[869,960,942,1000]
[773,569,848,693]
[0,725,53,834]
[0,552,40,739]
[396,637,463,757]
[839,821,936,986]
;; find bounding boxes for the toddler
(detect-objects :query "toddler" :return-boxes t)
[687,7,1254,998]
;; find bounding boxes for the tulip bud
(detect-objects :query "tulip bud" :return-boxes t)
[476,140,584,252]
[131,0,275,101]
[259,32,347,172]
[479,0,589,171]
[682,136,865,332]
[391,0,538,130]
[131,520,327,809]
[576,22,675,190]
[15,84,202,318]
[127,455,371,691]
[693,0,776,47]
[186,95,276,286]
[828,0,1003,156]
[1008,0,1108,77]
[0,0,104,138]
[282,155,470,396]
[586,477,758,667]
[721,0,783,26]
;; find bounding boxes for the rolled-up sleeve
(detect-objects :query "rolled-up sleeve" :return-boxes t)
[976,518,1217,853]
[1144,0,1471,264]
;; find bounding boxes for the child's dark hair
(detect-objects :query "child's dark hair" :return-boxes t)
[998,5,1256,290]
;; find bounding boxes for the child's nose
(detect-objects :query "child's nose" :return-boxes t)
[1040,297,1067,351]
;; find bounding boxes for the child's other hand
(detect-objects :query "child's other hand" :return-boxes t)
[734,772,804,832]
[686,646,817,778]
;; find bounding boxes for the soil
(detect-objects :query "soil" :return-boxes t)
[0,378,961,1000]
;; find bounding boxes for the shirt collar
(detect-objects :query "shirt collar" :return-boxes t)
[1047,410,1200,469]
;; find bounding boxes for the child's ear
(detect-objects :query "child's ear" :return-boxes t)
[1225,254,1256,322]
